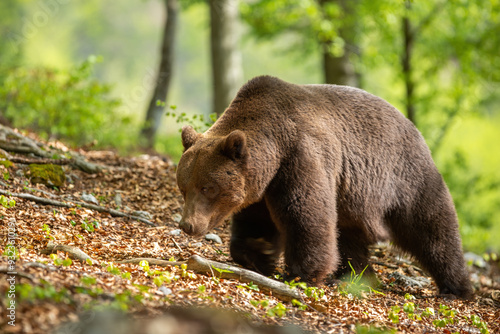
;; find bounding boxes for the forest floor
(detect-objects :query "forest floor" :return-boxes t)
[0,131,499,334]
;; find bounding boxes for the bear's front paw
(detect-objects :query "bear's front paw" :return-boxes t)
[230,237,279,276]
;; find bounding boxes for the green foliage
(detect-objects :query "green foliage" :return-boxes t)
[106,263,122,276]
[3,244,19,260]
[17,281,71,304]
[337,263,384,298]
[441,150,499,230]
[165,107,218,133]
[241,0,343,57]
[42,224,53,240]
[469,314,489,334]
[0,195,16,208]
[356,325,396,334]
[388,305,400,324]
[81,276,97,286]
[50,254,72,267]
[81,219,99,233]
[250,299,288,318]
[387,300,489,332]
[0,56,133,148]
[291,299,307,310]
[237,282,260,292]
[285,279,325,302]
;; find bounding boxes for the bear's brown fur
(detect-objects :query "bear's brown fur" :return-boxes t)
[176,75,473,299]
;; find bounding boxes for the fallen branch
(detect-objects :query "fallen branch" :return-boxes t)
[4,155,73,166]
[40,243,94,263]
[0,124,102,174]
[115,255,303,302]
[0,266,35,281]
[0,189,156,226]
[115,257,183,267]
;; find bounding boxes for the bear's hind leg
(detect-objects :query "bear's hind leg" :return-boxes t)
[230,200,282,276]
[386,183,473,299]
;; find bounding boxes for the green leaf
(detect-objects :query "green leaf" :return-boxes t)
[62,258,72,266]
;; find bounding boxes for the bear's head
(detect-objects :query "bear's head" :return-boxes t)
[176,125,248,236]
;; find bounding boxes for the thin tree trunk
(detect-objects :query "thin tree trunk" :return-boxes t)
[140,0,178,148]
[319,0,360,87]
[402,0,415,125]
[209,0,243,116]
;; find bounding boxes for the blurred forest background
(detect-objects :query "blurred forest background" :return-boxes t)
[0,0,499,254]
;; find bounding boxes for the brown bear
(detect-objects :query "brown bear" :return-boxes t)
[176,75,473,299]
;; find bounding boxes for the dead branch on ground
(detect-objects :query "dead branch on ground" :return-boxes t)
[115,255,303,302]
[0,189,156,226]
[0,124,102,173]
[40,243,95,263]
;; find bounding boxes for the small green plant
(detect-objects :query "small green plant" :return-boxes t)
[41,224,54,240]
[387,299,488,332]
[304,285,325,301]
[337,262,384,298]
[166,106,218,133]
[139,260,150,272]
[81,219,99,233]
[237,282,260,292]
[106,263,121,275]
[180,263,197,279]
[17,281,71,303]
[285,279,325,302]
[291,299,308,310]
[0,195,15,208]
[421,307,435,318]
[388,305,400,324]
[3,243,19,260]
[469,314,489,334]
[250,299,269,308]
[356,325,396,334]
[250,299,288,318]
[50,254,72,267]
[267,302,287,317]
[81,276,97,286]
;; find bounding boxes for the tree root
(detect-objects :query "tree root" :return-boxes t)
[0,266,35,281]
[0,124,103,174]
[115,255,303,302]
[0,189,156,226]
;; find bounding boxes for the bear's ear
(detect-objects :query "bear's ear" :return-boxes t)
[221,130,247,161]
[181,125,199,150]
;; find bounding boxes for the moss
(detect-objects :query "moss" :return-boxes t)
[26,164,66,187]
[0,160,13,168]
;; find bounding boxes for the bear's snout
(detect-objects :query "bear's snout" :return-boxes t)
[179,220,194,235]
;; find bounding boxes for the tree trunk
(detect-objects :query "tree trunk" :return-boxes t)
[209,0,243,116]
[319,0,360,87]
[140,0,178,148]
[402,0,416,125]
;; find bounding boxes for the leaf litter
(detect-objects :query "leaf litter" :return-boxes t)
[0,139,499,334]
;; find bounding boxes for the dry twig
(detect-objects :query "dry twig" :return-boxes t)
[0,189,156,226]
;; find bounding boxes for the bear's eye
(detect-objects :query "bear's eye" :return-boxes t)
[201,187,209,195]
[200,185,219,199]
